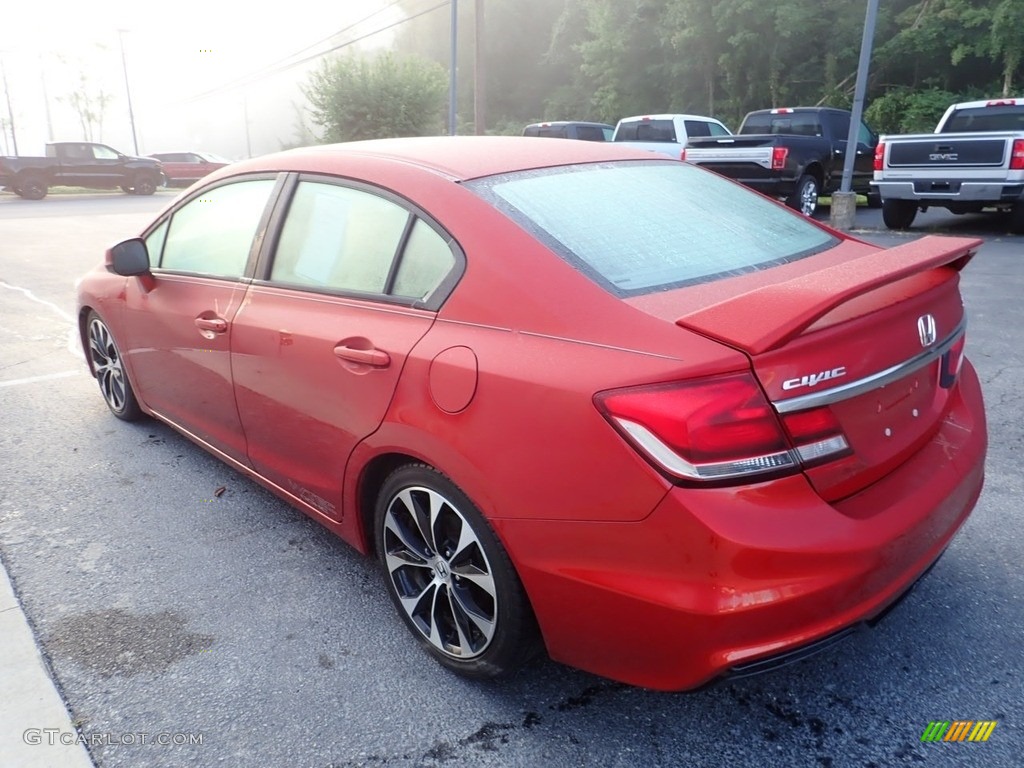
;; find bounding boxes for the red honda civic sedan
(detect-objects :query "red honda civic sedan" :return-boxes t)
[77,137,987,690]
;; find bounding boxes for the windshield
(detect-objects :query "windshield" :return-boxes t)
[468,161,836,296]
[197,152,231,163]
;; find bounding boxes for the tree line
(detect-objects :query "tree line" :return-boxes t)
[305,0,1024,142]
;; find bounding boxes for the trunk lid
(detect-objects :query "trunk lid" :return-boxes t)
[671,235,980,500]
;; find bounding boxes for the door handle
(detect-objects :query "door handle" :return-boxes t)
[333,344,391,367]
[194,317,228,333]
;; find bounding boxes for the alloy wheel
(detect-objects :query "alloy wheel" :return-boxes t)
[88,317,129,413]
[382,485,498,659]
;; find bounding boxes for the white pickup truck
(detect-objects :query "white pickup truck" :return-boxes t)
[612,114,731,160]
[871,98,1024,232]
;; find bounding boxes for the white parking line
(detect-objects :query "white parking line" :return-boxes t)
[0,280,75,322]
[0,371,82,388]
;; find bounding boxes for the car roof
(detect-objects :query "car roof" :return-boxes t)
[617,114,722,122]
[222,136,661,182]
[523,121,614,129]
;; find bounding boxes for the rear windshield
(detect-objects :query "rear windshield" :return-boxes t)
[467,161,836,296]
[740,112,822,136]
[615,120,677,142]
[940,105,1024,133]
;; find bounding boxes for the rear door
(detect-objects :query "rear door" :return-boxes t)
[230,176,460,519]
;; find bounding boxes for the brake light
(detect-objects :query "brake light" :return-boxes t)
[986,99,1017,107]
[874,142,885,171]
[940,334,967,389]
[771,108,793,114]
[771,146,788,170]
[780,407,851,466]
[595,373,848,483]
[1010,139,1024,170]
[680,148,687,161]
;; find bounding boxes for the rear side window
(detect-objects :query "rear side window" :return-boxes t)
[684,120,711,138]
[269,180,458,305]
[272,183,408,293]
[468,161,836,296]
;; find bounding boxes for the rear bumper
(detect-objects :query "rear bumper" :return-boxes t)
[498,362,986,691]
[872,179,1024,204]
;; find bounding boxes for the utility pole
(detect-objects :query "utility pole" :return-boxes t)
[474,0,485,135]
[830,0,880,231]
[0,53,18,155]
[243,94,252,158]
[117,30,139,155]
[40,54,54,142]
[448,0,458,135]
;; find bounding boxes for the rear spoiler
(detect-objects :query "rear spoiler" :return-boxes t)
[676,235,981,354]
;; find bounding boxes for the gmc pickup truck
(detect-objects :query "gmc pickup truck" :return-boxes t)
[611,114,732,159]
[0,142,165,200]
[871,98,1024,232]
[683,107,879,216]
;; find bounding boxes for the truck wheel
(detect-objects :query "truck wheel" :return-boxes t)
[787,175,819,216]
[17,175,48,200]
[882,199,917,230]
[131,173,158,196]
[1008,203,1024,235]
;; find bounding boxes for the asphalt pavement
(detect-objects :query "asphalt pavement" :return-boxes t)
[1,192,1021,767]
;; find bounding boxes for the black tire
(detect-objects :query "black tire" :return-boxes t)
[85,311,143,421]
[1007,202,1024,235]
[375,464,540,679]
[17,174,48,200]
[786,174,819,216]
[131,173,158,196]
[866,192,883,209]
[882,199,918,230]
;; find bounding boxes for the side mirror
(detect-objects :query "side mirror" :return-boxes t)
[110,238,151,276]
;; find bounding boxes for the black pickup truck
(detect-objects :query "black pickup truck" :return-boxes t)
[0,142,165,200]
[683,107,879,215]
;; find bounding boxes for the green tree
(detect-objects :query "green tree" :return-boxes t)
[303,52,447,142]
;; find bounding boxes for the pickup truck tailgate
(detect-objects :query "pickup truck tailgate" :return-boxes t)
[886,132,1016,168]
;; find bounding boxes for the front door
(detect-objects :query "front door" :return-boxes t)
[122,177,279,463]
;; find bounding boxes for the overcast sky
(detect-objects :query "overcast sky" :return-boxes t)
[0,0,411,158]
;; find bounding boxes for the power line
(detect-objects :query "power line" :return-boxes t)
[183,0,449,103]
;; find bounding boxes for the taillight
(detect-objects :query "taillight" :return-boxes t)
[1010,139,1024,170]
[595,373,848,483]
[780,407,851,466]
[771,146,788,170]
[940,334,967,389]
[680,148,687,162]
[874,142,885,171]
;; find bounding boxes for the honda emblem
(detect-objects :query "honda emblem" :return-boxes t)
[917,314,937,347]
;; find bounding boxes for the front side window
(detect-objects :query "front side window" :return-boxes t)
[159,179,276,278]
[93,145,119,160]
[469,161,836,296]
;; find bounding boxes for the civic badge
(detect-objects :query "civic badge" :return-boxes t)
[917,314,937,347]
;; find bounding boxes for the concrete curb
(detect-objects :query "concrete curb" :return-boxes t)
[0,563,93,768]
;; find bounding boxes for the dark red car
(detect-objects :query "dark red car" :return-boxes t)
[148,151,231,186]
[77,137,987,690]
